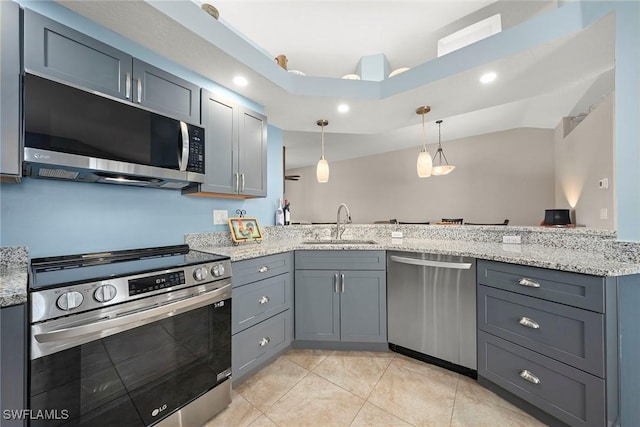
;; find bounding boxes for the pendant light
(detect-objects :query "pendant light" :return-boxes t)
[431,119,455,175]
[416,106,432,178]
[316,119,329,183]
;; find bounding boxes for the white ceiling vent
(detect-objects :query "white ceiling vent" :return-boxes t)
[437,14,502,57]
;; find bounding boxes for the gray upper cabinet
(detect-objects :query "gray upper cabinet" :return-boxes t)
[1,0,22,179]
[23,9,200,123]
[131,59,200,123]
[184,89,267,198]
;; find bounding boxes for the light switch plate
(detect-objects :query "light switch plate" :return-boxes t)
[392,231,403,238]
[600,208,608,220]
[502,235,521,244]
[213,210,228,225]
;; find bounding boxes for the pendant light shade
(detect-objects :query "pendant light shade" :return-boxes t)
[431,119,455,176]
[415,106,432,178]
[316,119,329,183]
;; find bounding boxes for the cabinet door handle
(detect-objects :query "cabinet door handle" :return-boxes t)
[334,273,339,293]
[518,278,540,288]
[258,266,269,273]
[258,296,270,304]
[518,317,540,329]
[137,78,142,103]
[125,72,131,99]
[519,369,541,384]
[341,273,345,293]
[258,337,270,347]
[241,173,245,192]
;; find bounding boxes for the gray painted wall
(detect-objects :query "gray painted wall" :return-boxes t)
[284,128,555,225]
[554,93,614,229]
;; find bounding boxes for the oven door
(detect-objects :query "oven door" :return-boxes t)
[29,282,231,427]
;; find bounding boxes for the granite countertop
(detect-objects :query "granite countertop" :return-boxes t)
[0,246,29,308]
[193,237,640,277]
[0,267,28,307]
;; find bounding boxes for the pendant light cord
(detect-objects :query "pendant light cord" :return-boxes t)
[421,113,427,151]
[321,124,325,159]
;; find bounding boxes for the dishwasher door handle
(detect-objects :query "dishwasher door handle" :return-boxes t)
[389,255,472,270]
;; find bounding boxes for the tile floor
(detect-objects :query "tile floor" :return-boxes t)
[204,349,548,427]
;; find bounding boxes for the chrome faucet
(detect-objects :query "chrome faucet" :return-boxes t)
[335,203,352,239]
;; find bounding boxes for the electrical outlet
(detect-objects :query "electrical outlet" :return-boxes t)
[391,231,403,239]
[600,208,608,220]
[213,210,228,225]
[502,235,522,244]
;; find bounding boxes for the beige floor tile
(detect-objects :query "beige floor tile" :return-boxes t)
[236,357,309,412]
[203,392,261,427]
[330,350,397,359]
[284,348,331,370]
[248,414,278,427]
[266,372,365,427]
[451,389,548,427]
[350,402,414,427]
[456,376,534,419]
[313,354,392,398]
[392,355,461,386]
[368,361,457,426]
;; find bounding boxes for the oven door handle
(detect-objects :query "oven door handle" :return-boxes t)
[34,284,231,344]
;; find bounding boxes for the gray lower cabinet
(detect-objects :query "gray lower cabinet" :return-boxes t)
[184,90,267,198]
[1,0,22,180]
[0,304,27,427]
[23,9,200,123]
[294,251,387,343]
[477,260,618,427]
[231,253,293,384]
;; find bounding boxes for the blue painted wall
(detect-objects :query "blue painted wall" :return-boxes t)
[0,0,284,257]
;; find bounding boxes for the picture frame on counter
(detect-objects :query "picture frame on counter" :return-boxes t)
[228,217,263,244]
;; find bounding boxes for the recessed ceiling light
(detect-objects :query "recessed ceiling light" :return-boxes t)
[479,72,497,84]
[337,104,349,113]
[233,76,248,87]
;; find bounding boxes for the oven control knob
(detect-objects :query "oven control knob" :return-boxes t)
[57,291,84,311]
[193,267,208,281]
[94,285,117,303]
[212,264,225,277]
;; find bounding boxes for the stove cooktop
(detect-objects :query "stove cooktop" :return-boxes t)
[29,244,228,290]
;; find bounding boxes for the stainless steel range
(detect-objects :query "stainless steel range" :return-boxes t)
[28,244,232,427]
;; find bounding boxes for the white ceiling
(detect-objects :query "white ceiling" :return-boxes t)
[55,1,615,169]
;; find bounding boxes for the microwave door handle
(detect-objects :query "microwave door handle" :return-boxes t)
[178,121,190,171]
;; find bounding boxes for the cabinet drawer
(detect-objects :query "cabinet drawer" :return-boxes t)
[232,310,291,380]
[295,250,386,271]
[478,285,604,377]
[232,272,292,334]
[232,252,292,287]
[478,331,605,427]
[477,260,605,312]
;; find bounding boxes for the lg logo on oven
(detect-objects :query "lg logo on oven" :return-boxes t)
[151,404,168,417]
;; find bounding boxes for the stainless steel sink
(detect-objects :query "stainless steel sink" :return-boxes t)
[302,239,378,245]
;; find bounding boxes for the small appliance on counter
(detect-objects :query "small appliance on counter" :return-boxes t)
[541,209,573,226]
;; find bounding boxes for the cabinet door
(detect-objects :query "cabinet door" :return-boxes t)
[0,0,21,178]
[198,89,239,194]
[23,9,132,100]
[1,305,26,427]
[132,59,200,123]
[294,270,340,341]
[238,108,267,197]
[340,271,387,342]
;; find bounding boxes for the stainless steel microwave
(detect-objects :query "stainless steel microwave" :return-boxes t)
[22,74,205,189]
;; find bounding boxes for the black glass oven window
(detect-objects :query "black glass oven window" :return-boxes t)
[30,299,231,427]
[24,74,180,169]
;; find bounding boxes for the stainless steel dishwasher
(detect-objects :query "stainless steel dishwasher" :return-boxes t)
[387,251,477,377]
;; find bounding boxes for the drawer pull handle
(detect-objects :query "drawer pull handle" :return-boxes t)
[519,369,541,385]
[518,278,540,288]
[259,337,270,347]
[258,266,269,273]
[518,317,540,329]
[258,296,270,304]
